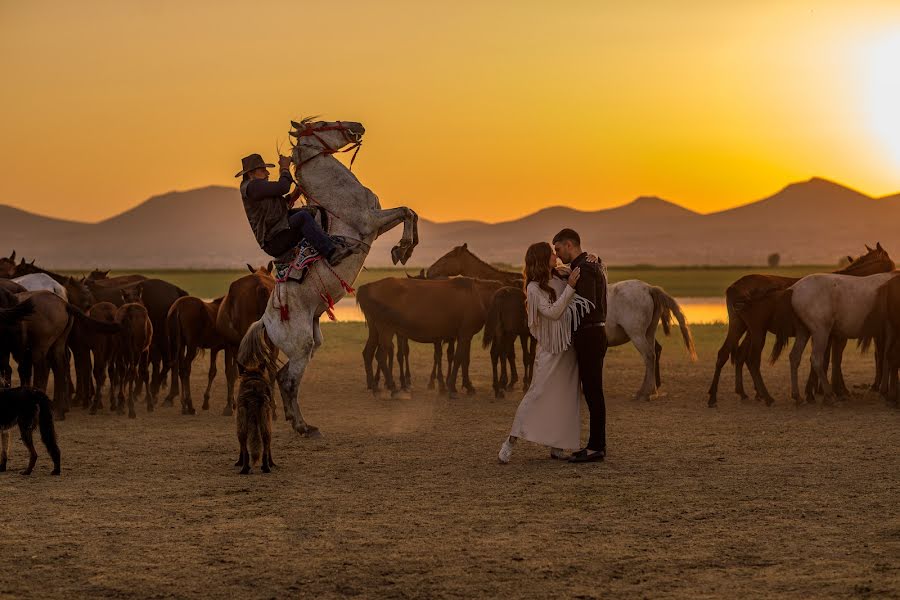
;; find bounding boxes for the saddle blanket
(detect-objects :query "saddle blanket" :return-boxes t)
[273,239,323,284]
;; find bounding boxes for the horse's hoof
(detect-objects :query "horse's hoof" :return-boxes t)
[261,465,271,474]
[301,427,322,439]
[51,468,60,476]
[239,467,250,475]
[707,395,717,408]
[19,470,32,476]
[372,389,384,400]
[764,397,775,407]
[0,463,6,472]
[448,391,459,400]
[128,411,137,419]
[494,390,504,399]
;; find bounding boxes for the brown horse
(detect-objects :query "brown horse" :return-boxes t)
[112,302,153,418]
[80,302,119,415]
[12,291,118,418]
[482,286,536,399]
[708,243,895,407]
[216,264,275,415]
[358,277,505,399]
[10,259,95,311]
[859,276,900,405]
[164,296,225,414]
[426,243,522,286]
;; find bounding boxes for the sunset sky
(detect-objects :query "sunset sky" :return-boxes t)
[2,0,900,223]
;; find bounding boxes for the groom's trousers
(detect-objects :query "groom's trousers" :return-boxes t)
[574,325,609,452]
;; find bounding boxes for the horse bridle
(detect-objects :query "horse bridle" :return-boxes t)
[290,121,363,169]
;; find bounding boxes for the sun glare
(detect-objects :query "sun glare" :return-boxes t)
[864,33,900,168]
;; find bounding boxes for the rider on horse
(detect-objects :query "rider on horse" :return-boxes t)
[236,153,353,265]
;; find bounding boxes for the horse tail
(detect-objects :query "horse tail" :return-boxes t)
[650,286,697,360]
[237,320,275,373]
[0,298,34,327]
[66,304,121,335]
[769,289,795,364]
[36,390,61,474]
[858,282,890,354]
[482,296,501,350]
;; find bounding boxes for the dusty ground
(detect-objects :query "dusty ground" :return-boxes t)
[1,323,897,599]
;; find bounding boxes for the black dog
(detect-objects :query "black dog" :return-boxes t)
[0,386,61,476]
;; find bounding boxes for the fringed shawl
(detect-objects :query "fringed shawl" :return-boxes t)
[526,280,594,354]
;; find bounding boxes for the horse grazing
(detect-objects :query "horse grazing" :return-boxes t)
[238,118,419,436]
[0,386,61,476]
[234,365,274,475]
[112,302,153,418]
[216,264,276,415]
[709,244,895,407]
[770,270,900,405]
[482,286,536,399]
[358,277,504,399]
[858,276,900,405]
[165,296,225,414]
[427,243,522,286]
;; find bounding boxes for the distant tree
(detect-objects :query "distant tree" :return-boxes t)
[767,253,781,268]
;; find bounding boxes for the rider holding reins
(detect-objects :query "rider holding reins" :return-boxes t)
[236,153,353,265]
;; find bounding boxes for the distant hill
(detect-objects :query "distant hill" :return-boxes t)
[1,177,899,269]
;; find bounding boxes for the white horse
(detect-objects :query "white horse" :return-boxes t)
[605,280,697,401]
[13,274,67,301]
[238,118,419,437]
[771,271,900,404]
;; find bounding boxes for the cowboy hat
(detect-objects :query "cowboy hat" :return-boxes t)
[234,153,276,178]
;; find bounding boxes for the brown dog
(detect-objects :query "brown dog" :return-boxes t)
[235,365,274,475]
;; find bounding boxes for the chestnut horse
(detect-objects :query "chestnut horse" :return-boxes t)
[426,243,522,286]
[112,302,153,418]
[165,295,225,414]
[859,276,900,405]
[216,264,275,415]
[482,286,536,399]
[708,243,895,407]
[358,277,505,399]
[0,250,17,278]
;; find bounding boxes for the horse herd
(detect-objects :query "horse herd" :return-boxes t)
[0,240,897,433]
[0,251,278,419]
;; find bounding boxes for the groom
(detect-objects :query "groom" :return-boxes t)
[552,229,608,463]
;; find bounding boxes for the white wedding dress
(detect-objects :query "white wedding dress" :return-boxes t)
[506,276,593,451]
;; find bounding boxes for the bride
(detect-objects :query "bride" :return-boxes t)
[498,241,594,463]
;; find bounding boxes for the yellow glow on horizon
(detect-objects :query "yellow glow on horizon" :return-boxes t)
[1,1,899,224]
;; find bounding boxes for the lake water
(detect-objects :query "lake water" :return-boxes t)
[323,296,728,325]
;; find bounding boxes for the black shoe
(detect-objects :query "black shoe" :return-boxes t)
[568,449,605,464]
[571,448,588,459]
[327,244,354,266]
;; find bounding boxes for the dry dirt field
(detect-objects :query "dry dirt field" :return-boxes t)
[1,323,898,599]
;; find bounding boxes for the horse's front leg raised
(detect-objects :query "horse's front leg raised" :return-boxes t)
[367,207,419,265]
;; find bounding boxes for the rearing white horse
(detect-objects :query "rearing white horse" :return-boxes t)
[238,118,419,437]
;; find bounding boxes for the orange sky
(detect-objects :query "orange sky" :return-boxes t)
[2,0,900,223]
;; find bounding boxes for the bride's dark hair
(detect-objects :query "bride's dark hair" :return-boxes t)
[524,242,558,302]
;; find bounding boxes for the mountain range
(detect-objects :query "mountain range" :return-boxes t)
[1,177,898,269]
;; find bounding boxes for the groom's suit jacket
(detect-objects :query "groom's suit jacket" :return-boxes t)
[570,252,608,330]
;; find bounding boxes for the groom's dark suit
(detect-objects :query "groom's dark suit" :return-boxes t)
[570,252,608,453]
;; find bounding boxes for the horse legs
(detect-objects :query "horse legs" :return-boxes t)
[274,333,319,437]
[654,340,663,390]
[202,349,219,412]
[490,339,503,399]
[447,336,473,399]
[396,337,409,392]
[745,329,775,406]
[163,339,183,407]
[505,335,518,391]
[788,325,810,406]
[829,337,850,399]
[462,338,476,396]
[631,333,657,402]
[222,345,237,416]
[496,337,508,392]
[709,317,747,407]
[373,330,396,397]
[808,332,835,405]
[733,334,751,401]
[428,342,440,391]
[362,326,378,391]
[180,344,198,415]
[90,348,108,415]
[49,337,71,421]
[141,351,153,413]
[444,338,456,391]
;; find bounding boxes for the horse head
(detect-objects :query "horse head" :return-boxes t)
[842,242,895,276]
[88,268,110,281]
[65,277,94,312]
[289,117,365,168]
[0,250,15,278]
[426,243,473,278]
